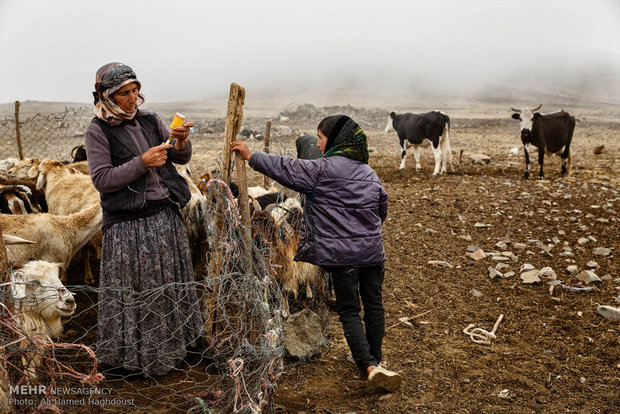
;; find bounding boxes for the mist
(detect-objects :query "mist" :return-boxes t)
[1,0,619,106]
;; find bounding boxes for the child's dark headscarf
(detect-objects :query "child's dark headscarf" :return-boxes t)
[318,115,369,164]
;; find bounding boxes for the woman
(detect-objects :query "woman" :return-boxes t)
[231,115,402,392]
[85,62,203,377]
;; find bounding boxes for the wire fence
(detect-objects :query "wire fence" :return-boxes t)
[0,101,329,413]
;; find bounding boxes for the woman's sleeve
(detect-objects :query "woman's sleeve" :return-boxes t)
[378,184,388,222]
[154,114,192,164]
[249,152,320,194]
[85,122,148,193]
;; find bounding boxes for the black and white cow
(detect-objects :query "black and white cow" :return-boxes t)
[511,105,575,179]
[385,111,453,175]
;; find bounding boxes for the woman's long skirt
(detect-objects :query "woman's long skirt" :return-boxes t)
[96,206,204,376]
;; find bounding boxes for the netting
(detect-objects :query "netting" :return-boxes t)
[0,178,290,413]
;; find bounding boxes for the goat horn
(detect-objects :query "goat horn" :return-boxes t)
[3,234,36,245]
[532,104,542,112]
[511,107,521,113]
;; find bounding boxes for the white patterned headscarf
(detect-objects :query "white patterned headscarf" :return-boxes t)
[92,62,144,123]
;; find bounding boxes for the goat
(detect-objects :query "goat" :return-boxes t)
[1,203,102,280]
[252,197,324,317]
[7,260,76,382]
[6,157,41,181]
[0,184,42,214]
[0,157,19,173]
[36,160,101,284]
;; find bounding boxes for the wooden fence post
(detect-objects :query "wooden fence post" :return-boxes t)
[262,120,272,188]
[14,101,24,160]
[205,83,246,341]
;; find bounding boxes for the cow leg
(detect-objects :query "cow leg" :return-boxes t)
[561,145,571,176]
[523,144,530,179]
[440,127,454,173]
[431,140,441,176]
[399,140,407,170]
[537,147,545,179]
[413,146,422,171]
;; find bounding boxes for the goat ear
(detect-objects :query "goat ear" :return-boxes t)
[511,113,520,120]
[10,271,26,300]
[36,171,46,190]
[27,166,38,178]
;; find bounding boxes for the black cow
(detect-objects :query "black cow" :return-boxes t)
[385,111,453,175]
[295,134,323,160]
[511,105,575,179]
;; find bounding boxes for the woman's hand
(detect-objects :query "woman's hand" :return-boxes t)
[171,121,195,150]
[231,140,252,161]
[142,143,172,167]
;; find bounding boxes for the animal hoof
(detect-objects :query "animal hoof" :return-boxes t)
[522,172,530,180]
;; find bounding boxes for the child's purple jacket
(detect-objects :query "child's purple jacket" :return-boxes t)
[249,153,387,268]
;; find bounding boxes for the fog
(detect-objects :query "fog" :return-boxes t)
[1,0,619,105]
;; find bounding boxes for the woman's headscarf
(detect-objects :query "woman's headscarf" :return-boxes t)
[92,62,144,122]
[319,115,369,164]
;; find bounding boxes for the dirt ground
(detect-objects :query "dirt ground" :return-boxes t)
[258,103,620,413]
[5,98,618,413]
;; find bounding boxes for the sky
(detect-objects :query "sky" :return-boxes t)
[1,0,619,104]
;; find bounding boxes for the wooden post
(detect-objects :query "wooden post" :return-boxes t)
[262,120,272,188]
[14,101,24,160]
[0,219,12,412]
[205,83,246,342]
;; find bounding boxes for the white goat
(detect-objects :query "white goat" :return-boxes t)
[7,260,76,384]
[1,203,102,278]
[253,196,323,317]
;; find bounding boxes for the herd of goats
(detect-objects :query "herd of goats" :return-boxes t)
[0,152,324,408]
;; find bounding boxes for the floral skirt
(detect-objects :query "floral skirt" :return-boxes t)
[97,206,203,376]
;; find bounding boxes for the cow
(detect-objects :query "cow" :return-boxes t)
[511,105,575,179]
[385,111,453,175]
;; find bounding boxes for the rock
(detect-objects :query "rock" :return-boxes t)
[469,249,487,260]
[592,144,605,155]
[539,267,557,280]
[425,228,438,234]
[282,309,326,359]
[600,274,612,281]
[470,154,492,164]
[520,263,535,273]
[596,305,620,320]
[586,261,599,269]
[504,271,515,278]
[547,280,562,286]
[397,317,414,328]
[489,267,503,279]
[492,256,510,262]
[514,243,527,250]
[459,234,473,241]
[577,238,589,245]
[576,270,601,285]
[558,230,566,236]
[474,222,490,228]
[470,288,484,298]
[566,265,579,275]
[495,263,510,271]
[593,247,611,256]
[495,241,507,250]
[521,269,541,284]
[466,245,481,253]
[428,260,454,268]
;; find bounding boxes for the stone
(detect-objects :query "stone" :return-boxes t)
[469,249,487,260]
[495,241,507,250]
[504,271,515,278]
[466,245,481,253]
[539,267,557,280]
[596,305,620,320]
[600,274,612,281]
[426,228,438,234]
[520,263,535,273]
[495,263,510,271]
[514,243,527,250]
[492,256,510,262]
[459,234,473,242]
[593,247,611,256]
[470,288,484,298]
[566,265,579,275]
[474,222,490,228]
[489,267,503,279]
[428,260,454,268]
[282,309,326,359]
[576,270,601,285]
[586,261,599,269]
[521,269,541,284]
[470,153,492,164]
[577,238,589,245]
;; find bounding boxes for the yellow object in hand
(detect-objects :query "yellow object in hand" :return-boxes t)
[166,113,186,144]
